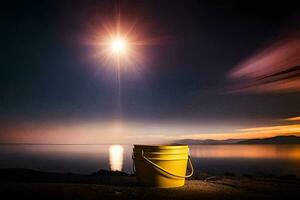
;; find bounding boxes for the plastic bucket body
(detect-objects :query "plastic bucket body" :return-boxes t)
[132,144,193,188]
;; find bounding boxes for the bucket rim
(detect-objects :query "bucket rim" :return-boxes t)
[133,144,188,150]
[133,157,188,161]
[133,150,188,154]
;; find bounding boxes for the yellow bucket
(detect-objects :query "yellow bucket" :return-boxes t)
[132,144,193,188]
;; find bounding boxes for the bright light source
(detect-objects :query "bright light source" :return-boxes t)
[110,37,127,54]
[89,19,150,70]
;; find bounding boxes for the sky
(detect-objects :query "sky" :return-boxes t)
[1,0,300,144]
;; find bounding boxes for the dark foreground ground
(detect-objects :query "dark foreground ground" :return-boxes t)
[1,168,300,200]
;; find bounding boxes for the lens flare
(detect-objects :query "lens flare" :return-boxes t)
[85,13,159,74]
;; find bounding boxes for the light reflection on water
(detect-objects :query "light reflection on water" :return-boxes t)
[109,145,124,171]
[0,144,300,176]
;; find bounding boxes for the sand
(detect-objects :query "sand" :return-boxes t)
[1,169,299,200]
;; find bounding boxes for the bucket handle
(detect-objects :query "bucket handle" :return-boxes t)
[138,150,194,178]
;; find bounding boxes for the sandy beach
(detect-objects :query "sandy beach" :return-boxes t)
[1,168,299,200]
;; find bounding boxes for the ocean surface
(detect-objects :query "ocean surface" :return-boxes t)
[1,144,300,176]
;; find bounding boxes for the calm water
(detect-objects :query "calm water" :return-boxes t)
[1,144,300,176]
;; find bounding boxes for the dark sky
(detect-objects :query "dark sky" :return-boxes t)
[1,0,300,126]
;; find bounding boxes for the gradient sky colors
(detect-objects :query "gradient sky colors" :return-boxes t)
[1,0,300,144]
[1,116,300,144]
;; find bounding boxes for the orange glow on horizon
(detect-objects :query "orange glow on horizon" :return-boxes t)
[1,116,300,144]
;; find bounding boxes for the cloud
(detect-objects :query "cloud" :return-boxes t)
[177,117,300,140]
[228,31,300,93]
[284,116,300,121]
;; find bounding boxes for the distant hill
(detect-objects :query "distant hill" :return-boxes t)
[176,139,243,145]
[237,135,300,144]
[177,135,300,145]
